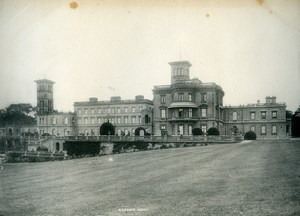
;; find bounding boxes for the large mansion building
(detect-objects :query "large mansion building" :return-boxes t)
[33,60,288,139]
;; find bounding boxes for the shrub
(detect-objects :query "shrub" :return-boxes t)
[207,127,220,136]
[192,128,203,136]
[134,127,146,136]
[244,131,257,140]
[100,122,115,135]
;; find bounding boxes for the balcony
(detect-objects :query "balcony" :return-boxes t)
[168,102,198,109]
[168,117,198,122]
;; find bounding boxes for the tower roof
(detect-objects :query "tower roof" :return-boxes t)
[168,61,192,67]
[34,79,55,84]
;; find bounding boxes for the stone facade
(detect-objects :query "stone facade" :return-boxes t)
[74,96,153,136]
[153,61,224,136]
[223,97,287,138]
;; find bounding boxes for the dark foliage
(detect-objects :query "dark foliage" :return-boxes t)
[100,122,115,135]
[0,104,36,126]
[192,128,203,136]
[134,127,146,136]
[64,141,100,156]
[292,108,300,137]
[244,131,257,140]
[207,127,220,136]
[113,141,149,154]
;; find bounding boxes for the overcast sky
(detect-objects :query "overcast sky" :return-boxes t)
[0,0,299,112]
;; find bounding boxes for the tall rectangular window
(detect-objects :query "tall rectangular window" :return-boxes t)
[91,108,94,114]
[261,111,266,120]
[188,94,193,102]
[179,109,184,118]
[117,117,121,124]
[132,107,135,113]
[178,94,184,101]
[108,108,111,114]
[201,125,207,133]
[98,118,101,124]
[272,125,277,134]
[272,111,277,119]
[201,108,207,117]
[124,107,128,113]
[117,107,121,113]
[233,112,238,121]
[131,116,136,124]
[188,109,193,117]
[98,108,101,114]
[188,125,192,135]
[91,118,95,124]
[139,116,142,123]
[250,126,255,132]
[261,125,266,134]
[201,93,207,102]
[161,95,166,104]
[84,109,88,114]
[161,109,166,118]
[139,107,143,112]
[78,109,82,114]
[250,112,256,120]
[124,116,128,124]
[84,118,88,124]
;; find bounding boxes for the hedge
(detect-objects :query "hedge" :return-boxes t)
[244,131,257,140]
[64,141,100,156]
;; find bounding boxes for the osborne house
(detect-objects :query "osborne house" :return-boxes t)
[34,60,288,139]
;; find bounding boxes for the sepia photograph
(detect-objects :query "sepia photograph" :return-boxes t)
[0,0,300,215]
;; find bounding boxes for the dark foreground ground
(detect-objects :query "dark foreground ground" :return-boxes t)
[0,139,300,216]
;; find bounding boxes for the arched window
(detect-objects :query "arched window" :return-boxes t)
[233,112,238,121]
[52,117,56,125]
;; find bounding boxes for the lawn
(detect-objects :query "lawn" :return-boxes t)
[0,139,299,216]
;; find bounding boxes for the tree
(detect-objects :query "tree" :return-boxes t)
[134,127,146,136]
[292,107,300,137]
[286,110,293,119]
[207,127,220,136]
[100,121,115,135]
[244,131,257,140]
[192,128,203,136]
[231,126,239,135]
[0,104,36,126]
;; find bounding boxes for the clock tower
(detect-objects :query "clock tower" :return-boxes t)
[35,79,55,115]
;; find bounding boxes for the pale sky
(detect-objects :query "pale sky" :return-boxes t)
[0,0,299,112]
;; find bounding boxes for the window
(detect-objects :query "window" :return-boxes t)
[84,109,88,114]
[261,125,266,134]
[78,118,82,124]
[91,108,94,114]
[103,108,107,114]
[132,107,135,113]
[272,111,277,119]
[188,125,192,135]
[78,109,82,114]
[91,118,95,124]
[131,116,136,124]
[178,125,184,135]
[179,109,184,118]
[124,116,128,124]
[64,118,69,124]
[139,107,143,112]
[84,118,88,124]
[250,112,256,120]
[161,95,166,104]
[178,94,184,101]
[124,107,128,113]
[98,108,101,114]
[272,126,277,134]
[117,117,121,124]
[161,125,166,130]
[52,118,56,125]
[139,116,142,124]
[117,107,121,113]
[233,112,238,121]
[161,109,166,118]
[111,108,115,113]
[108,108,111,114]
[201,125,207,133]
[188,109,193,118]
[201,93,207,102]
[250,126,255,132]
[261,111,266,120]
[201,108,207,118]
[98,118,101,124]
